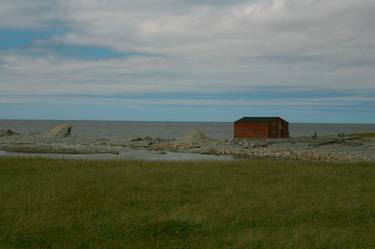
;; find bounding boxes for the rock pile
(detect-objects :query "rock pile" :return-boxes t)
[234,148,353,162]
[151,131,212,152]
[0,129,19,137]
[129,136,166,149]
[181,130,212,144]
[49,124,72,137]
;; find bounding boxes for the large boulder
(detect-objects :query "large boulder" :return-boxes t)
[49,124,72,137]
[0,129,19,137]
[182,130,212,144]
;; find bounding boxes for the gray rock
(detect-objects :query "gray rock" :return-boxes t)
[153,137,163,143]
[181,130,212,144]
[131,137,143,142]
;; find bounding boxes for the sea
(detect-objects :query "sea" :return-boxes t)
[1,120,375,139]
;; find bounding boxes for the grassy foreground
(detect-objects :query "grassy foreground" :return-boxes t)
[0,158,374,249]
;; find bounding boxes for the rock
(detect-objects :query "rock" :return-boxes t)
[131,137,143,142]
[250,143,257,149]
[131,136,157,143]
[129,140,153,149]
[0,129,19,137]
[260,142,268,147]
[153,137,163,143]
[144,136,153,141]
[192,143,200,149]
[96,137,108,145]
[152,143,173,151]
[49,124,72,137]
[29,131,42,136]
[182,130,212,144]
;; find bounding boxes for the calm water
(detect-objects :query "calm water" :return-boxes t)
[1,120,375,139]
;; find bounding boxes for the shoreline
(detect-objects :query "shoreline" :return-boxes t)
[1,125,375,162]
[0,149,234,161]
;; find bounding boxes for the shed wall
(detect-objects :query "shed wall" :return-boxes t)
[234,119,289,139]
[267,121,289,138]
[234,122,268,138]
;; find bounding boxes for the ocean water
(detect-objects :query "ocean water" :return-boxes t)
[1,120,375,139]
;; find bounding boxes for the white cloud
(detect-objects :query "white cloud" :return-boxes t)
[1,0,375,97]
[0,0,59,29]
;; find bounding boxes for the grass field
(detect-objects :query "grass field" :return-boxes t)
[0,158,374,249]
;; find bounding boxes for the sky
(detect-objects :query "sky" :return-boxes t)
[0,0,374,123]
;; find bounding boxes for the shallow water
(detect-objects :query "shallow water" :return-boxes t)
[0,149,234,161]
[1,120,375,139]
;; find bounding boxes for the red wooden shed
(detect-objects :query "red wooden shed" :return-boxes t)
[234,117,289,139]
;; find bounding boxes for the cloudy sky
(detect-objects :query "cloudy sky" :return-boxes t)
[1,0,374,122]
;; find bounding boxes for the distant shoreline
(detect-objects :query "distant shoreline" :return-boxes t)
[1,118,375,125]
[1,123,374,162]
[1,120,375,139]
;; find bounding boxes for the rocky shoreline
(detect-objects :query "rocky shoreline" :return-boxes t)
[0,125,374,162]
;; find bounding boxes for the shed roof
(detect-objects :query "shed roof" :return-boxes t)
[234,117,287,123]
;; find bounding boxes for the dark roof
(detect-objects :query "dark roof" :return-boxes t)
[234,117,287,123]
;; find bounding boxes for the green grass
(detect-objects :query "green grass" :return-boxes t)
[0,158,374,249]
[352,132,375,138]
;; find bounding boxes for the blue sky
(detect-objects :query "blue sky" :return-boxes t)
[0,0,374,123]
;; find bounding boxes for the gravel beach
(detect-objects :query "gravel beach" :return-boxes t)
[0,126,374,161]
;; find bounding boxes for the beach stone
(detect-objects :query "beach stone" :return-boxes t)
[153,137,163,143]
[0,129,19,137]
[49,124,72,137]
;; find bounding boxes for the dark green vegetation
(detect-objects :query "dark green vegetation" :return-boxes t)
[353,132,375,138]
[0,158,374,249]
